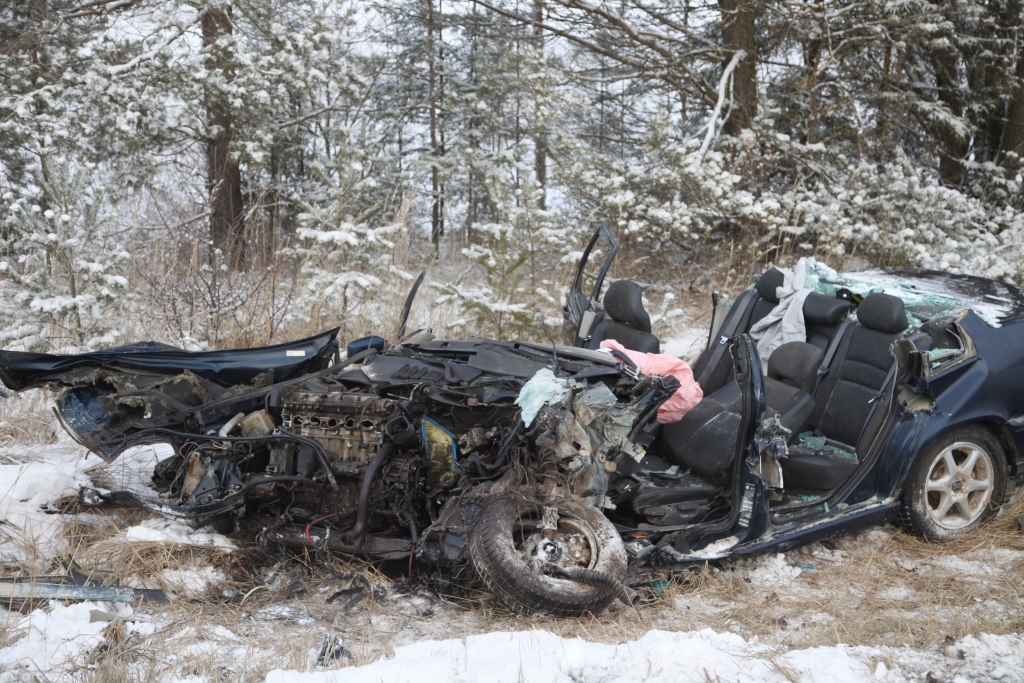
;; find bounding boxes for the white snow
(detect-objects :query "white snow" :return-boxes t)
[0,600,132,679]
[0,442,95,569]
[262,627,1024,683]
[662,326,707,363]
[265,629,874,683]
[121,517,236,550]
[89,443,173,495]
[158,566,227,596]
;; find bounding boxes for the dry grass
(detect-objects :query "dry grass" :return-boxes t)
[4,485,1023,679]
[655,490,1024,651]
[0,390,61,449]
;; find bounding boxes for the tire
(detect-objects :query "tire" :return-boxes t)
[469,495,627,618]
[901,425,1008,542]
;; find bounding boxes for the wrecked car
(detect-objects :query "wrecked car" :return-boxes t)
[1,231,1022,618]
[566,227,1023,558]
[0,306,684,617]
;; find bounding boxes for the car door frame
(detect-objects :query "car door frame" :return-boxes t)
[563,225,618,347]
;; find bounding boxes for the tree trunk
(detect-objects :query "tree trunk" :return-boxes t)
[427,0,444,246]
[202,8,245,270]
[931,50,968,187]
[1003,70,1024,164]
[803,35,821,145]
[719,0,757,134]
[1000,12,1024,169]
[533,0,546,210]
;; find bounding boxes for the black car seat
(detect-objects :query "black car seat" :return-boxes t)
[691,268,784,393]
[585,280,660,354]
[780,292,909,490]
[657,341,822,484]
[803,293,855,352]
[691,273,854,396]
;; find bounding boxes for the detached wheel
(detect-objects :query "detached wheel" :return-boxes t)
[469,495,627,618]
[902,426,1007,542]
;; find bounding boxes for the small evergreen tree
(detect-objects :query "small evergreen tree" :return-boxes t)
[0,157,128,351]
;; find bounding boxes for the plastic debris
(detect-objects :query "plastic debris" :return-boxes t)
[515,368,569,426]
[791,562,817,573]
[0,583,140,604]
[315,633,355,667]
[0,558,167,606]
[89,609,118,623]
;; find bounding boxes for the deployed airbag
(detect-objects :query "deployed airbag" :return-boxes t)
[599,340,703,423]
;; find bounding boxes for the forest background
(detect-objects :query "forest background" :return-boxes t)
[2,0,1024,354]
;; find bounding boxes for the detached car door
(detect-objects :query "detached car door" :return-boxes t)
[563,226,618,347]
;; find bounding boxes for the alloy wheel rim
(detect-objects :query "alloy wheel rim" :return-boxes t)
[924,441,994,529]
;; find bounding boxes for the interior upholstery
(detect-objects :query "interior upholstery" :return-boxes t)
[855,292,909,334]
[764,376,815,436]
[602,280,652,332]
[585,280,660,354]
[809,294,903,449]
[691,276,854,396]
[659,382,744,483]
[803,293,855,351]
[755,267,785,302]
[781,292,907,489]
[804,292,853,326]
[660,375,815,483]
[749,267,786,328]
[768,342,824,395]
[691,289,760,392]
[781,450,859,490]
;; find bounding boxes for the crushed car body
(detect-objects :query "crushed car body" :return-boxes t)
[2,230,1023,617]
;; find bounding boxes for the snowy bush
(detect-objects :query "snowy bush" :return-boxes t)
[0,158,128,351]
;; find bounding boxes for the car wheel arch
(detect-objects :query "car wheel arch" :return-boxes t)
[894,419,1014,498]
[914,419,1016,473]
[977,419,1018,477]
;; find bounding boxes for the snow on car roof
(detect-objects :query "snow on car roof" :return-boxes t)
[810,266,1024,328]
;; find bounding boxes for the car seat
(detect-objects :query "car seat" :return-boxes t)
[657,340,822,484]
[780,292,909,490]
[691,269,853,395]
[585,280,660,354]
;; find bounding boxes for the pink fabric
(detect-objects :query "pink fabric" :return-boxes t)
[600,339,704,423]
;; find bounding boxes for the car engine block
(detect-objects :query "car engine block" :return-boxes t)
[278,389,391,462]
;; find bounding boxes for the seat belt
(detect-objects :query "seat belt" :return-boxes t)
[867,362,898,406]
[814,318,854,390]
[696,289,759,388]
[855,360,900,455]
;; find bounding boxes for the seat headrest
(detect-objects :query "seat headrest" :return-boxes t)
[857,292,908,334]
[603,280,652,333]
[755,268,785,303]
[803,292,854,326]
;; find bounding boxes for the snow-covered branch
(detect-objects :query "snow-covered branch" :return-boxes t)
[699,50,746,158]
[107,18,198,76]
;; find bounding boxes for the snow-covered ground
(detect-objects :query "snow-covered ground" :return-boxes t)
[262,628,1024,683]
[2,404,1023,682]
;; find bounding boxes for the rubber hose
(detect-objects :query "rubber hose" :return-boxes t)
[343,442,397,545]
